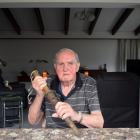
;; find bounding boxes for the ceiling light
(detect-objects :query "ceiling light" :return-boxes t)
[74,9,95,22]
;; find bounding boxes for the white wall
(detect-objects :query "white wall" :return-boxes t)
[0,39,118,81]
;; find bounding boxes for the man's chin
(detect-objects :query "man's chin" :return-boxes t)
[61,78,72,82]
[62,79,71,82]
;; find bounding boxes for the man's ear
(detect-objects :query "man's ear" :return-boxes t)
[76,62,80,72]
[54,64,56,69]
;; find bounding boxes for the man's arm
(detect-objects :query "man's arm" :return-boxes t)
[28,94,44,125]
[53,102,104,128]
[77,111,104,128]
[28,75,47,125]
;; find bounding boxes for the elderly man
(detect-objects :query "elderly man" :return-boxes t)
[28,48,104,128]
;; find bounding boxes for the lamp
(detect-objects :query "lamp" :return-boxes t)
[0,59,7,67]
[74,8,95,22]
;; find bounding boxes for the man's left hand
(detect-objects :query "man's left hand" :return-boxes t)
[52,102,80,122]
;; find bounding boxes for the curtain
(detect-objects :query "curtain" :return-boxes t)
[118,39,138,72]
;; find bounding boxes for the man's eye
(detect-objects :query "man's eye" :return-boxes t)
[58,63,63,66]
[68,62,74,65]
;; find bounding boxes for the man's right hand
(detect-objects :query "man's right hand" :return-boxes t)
[32,75,47,97]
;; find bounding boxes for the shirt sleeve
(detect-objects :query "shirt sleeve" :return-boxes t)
[86,78,101,112]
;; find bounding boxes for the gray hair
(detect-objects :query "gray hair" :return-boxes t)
[53,48,80,64]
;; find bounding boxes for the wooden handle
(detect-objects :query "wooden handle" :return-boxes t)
[31,70,79,136]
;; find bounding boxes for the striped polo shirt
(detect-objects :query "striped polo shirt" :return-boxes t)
[41,72,101,128]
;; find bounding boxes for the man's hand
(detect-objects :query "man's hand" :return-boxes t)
[52,102,80,122]
[32,75,47,97]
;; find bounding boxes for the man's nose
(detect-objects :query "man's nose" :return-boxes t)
[63,64,69,71]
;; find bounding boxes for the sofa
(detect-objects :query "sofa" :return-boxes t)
[96,72,139,128]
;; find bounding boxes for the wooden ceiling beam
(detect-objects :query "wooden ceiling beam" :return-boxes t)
[111,8,134,35]
[88,8,102,35]
[34,8,45,35]
[134,25,140,35]
[64,8,70,35]
[2,8,21,35]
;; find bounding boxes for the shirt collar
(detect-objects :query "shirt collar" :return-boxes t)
[50,72,83,100]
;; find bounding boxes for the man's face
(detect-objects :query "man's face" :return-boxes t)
[54,51,80,83]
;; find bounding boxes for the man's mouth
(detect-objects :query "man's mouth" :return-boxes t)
[63,74,71,77]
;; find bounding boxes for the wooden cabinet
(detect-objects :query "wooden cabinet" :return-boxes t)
[79,69,106,79]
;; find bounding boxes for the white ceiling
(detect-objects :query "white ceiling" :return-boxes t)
[0,0,140,39]
[0,0,140,8]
